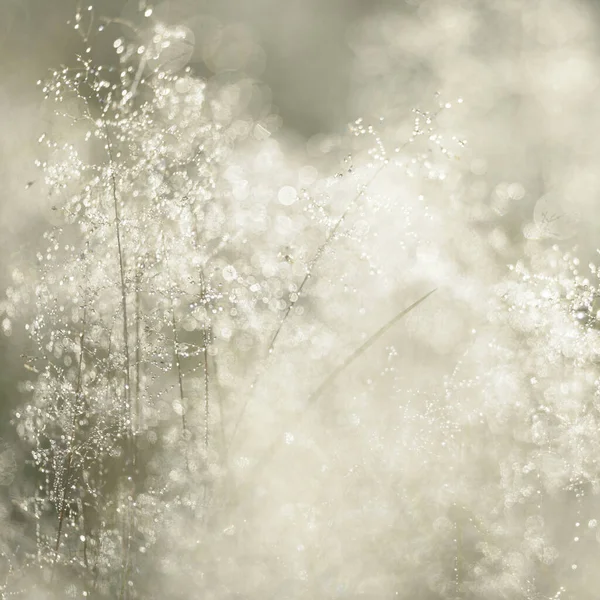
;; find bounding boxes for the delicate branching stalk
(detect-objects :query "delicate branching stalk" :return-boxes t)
[135,270,142,433]
[108,148,133,446]
[268,162,387,354]
[105,122,135,600]
[51,453,72,581]
[120,490,134,600]
[213,352,227,465]
[200,274,211,453]
[203,329,210,453]
[189,201,213,455]
[262,127,426,359]
[171,298,191,473]
[52,297,88,579]
[171,303,188,437]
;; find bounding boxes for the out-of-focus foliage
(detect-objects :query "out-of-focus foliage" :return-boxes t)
[349,0,600,254]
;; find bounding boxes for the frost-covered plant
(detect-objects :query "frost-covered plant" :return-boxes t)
[0,3,456,596]
[2,6,476,594]
[416,244,600,599]
[3,7,315,597]
[14,1,600,599]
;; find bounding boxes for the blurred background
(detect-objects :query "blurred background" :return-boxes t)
[3,0,600,218]
[2,0,600,242]
[3,1,600,595]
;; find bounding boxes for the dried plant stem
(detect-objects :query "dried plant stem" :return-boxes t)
[106,130,133,444]
[212,347,227,463]
[200,273,210,453]
[120,491,134,600]
[52,301,87,578]
[190,207,212,454]
[268,162,387,353]
[112,185,132,440]
[106,130,134,600]
[203,329,210,452]
[51,454,72,581]
[171,305,188,437]
[135,272,142,432]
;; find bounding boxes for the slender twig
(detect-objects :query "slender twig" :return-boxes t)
[52,298,87,579]
[120,490,134,600]
[135,270,142,433]
[171,304,188,436]
[212,348,227,464]
[105,127,133,445]
[51,454,72,580]
[189,200,213,455]
[269,162,387,353]
[203,335,210,452]
[199,273,210,453]
[104,125,134,600]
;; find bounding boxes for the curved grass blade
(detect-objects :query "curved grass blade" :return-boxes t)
[251,287,437,478]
